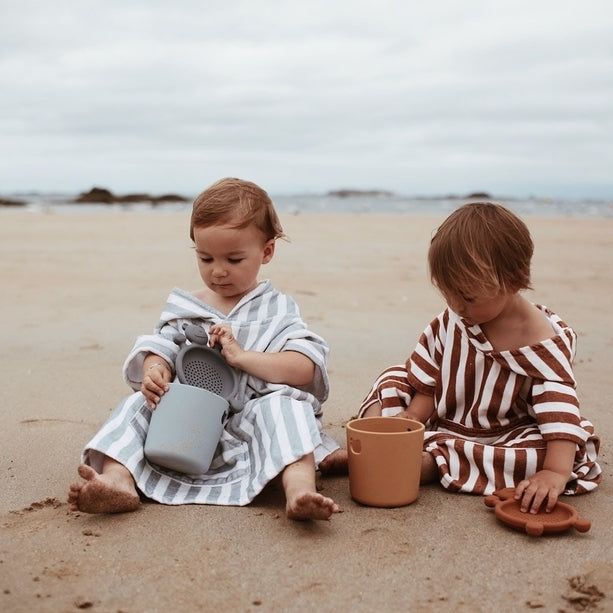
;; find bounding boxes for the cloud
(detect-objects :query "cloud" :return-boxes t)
[1,0,612,197]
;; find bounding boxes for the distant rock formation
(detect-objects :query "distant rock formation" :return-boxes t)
[465,192,492,200]
[327,189,395,198]
[156,194,190,203]
[114,193,152,204]
[0,197,27,207]
[75,187,115,203]
[74,187,190,205]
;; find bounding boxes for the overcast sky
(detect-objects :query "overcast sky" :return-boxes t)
[1,1,612,198]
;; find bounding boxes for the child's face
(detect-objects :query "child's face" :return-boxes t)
[193,223,274,301]
[444,290,511,327]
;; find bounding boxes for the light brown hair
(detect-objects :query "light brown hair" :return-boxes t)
[428,202,533,299]
[190,178,286,242]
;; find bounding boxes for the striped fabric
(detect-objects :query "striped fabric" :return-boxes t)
[83,282,339,506]
[359,306,601,495]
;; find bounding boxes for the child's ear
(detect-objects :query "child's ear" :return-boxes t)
[262,238,275,264]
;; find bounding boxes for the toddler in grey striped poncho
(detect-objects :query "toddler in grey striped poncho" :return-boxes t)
[68,178,341,521]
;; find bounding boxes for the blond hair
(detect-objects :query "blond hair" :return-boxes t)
[190,178,286,241]
[428,202,533,299]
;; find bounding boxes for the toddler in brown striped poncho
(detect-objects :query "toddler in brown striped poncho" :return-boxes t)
[352,202,601,514]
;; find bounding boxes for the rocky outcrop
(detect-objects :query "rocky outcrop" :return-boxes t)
[327,189,395,198]
[74,187,190,204]
[75,187,115,203]
[0,197,27,207]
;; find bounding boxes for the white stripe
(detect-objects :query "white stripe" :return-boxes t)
[481,445,497,493]
[535,401,580,415]
[477,364,502,429]
[463,443,479,492]
[533,381,576,396]
[546,340,575,372]
[539,423,586,439]
[446,440,461,485]
[502,452,516,489]
[524,448,538,479]
[519,346,558,381]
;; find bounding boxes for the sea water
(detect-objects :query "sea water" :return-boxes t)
[1,191,612,217]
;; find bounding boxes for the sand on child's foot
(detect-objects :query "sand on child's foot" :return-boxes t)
[286,492,341,521]
[68,464,140,514]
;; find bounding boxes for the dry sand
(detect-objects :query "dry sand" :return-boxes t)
[1,210,611,612]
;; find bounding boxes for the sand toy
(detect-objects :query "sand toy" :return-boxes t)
[484,488,591,536]
[145,324,237,474]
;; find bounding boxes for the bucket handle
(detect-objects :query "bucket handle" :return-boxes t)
[349,437,362,454]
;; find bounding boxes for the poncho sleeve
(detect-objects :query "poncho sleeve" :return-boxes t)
[121,285,329,405]
[405,311,446,396]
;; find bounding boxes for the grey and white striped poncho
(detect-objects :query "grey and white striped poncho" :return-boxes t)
[82,281,339,506]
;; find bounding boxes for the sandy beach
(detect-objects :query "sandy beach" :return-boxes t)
[1,210,611,612]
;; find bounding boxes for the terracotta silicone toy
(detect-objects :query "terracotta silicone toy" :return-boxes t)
[346,417,425,507]
[484,488,591,536]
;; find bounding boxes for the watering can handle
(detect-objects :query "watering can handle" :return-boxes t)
[180,323,225,356]
[182,323,209,346]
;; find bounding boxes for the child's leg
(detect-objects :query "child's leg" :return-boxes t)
[282,453,341,520]
[318,448,348,474]
[361,401,382,417]
[68,456,140,514]
[420,451,438,484]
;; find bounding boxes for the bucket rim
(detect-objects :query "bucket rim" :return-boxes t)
[346,416,425,434]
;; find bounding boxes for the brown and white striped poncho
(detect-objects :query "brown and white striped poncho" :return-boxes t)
[358,305,601,495]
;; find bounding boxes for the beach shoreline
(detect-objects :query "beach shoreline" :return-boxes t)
[2,189,612,217]
[1,212,611,612]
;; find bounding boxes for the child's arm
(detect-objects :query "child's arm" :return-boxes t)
[397,392,435,423]
[514,438,576,514]
[208,324,315,387]
[141,353,172,409]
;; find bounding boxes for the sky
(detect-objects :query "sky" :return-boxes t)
[1,1,612,198]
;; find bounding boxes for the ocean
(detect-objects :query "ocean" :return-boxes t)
[1,191,612,217]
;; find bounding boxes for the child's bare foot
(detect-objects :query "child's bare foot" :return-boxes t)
[286,491,341,521]
[68,463,140,514]
[282,453,341,520]
[318,448,348,474]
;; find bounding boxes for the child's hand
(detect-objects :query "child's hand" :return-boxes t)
[141,361,171,409]
[394,392,434,424]
[513,470,568,514]
[208,324,314,385]
[208,324,244,367]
